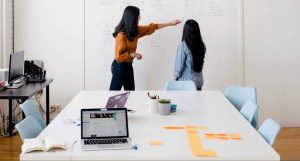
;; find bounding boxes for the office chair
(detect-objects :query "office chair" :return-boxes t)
[15,116,43,142]
[165,80,197,91]
[240,101,258,127]
[224,85,258,128]
[20,100,46,129]
[258,118,282,146]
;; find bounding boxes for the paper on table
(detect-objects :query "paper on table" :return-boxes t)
[149,140,163,145]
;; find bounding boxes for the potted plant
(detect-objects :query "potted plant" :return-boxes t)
[147,92,159,114]
[158,99,171,115]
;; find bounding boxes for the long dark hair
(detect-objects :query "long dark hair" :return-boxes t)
[112,6,140,41]
[182,19,206,72]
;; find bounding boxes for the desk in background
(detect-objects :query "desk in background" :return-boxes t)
[20,91,279,160]
[0,79,53,136]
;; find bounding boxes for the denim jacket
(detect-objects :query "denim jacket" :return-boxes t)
[173,41,203,89]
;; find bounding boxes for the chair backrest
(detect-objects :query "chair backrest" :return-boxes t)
[224,85,258,128]
[224,85,257,110]
[240,101,258,126]
[258,118,282,146]
[165,80,197,91]
[15,116,43,142]
[20,100,46,129]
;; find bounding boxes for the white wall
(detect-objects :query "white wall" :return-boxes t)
[85,0,241,91]
[13,0,300,127]
[14,0,85,106]
[243,0,300,127]
[0,0,14,133]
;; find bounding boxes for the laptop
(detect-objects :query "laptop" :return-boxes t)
[105,92,130,108]
[81,108,134,151]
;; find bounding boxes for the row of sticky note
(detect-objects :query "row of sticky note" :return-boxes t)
[185,126,217,157]
[204,133,242,140]
[162,125,242,157]
[163,125,208,130]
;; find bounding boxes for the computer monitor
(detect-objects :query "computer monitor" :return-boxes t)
[8,51,24,87]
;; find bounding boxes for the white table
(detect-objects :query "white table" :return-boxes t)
[20,91,280,161]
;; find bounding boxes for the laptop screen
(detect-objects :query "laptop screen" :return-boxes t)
[81,108,128,139]
[105,92,130,108]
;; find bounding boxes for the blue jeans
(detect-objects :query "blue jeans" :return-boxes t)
[109,60,135,91]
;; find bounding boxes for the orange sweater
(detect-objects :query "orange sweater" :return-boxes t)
[114,23,158,63]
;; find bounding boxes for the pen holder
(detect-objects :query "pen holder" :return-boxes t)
[158,102,171,115]
[148,98,158,114]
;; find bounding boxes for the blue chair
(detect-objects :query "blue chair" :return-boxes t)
[224,85,258,128]
[240,101,258,127]
[258,118,282,146]
[20,100,46,129]
[165,80,197,91]
[15,116,43,142]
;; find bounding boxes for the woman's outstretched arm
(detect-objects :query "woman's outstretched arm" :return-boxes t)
[158,20,182,29]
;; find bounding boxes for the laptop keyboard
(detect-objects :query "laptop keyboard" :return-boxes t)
[84,138,128,145]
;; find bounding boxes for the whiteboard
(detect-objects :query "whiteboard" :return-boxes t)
[85,0,241,90]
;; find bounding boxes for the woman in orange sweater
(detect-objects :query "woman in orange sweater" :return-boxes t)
[109,6,181,90]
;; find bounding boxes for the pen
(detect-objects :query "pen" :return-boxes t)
[131,140,138,150]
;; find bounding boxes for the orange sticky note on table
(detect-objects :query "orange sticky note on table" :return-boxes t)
[204,135,217,140]
[228,133,242,140]
[193,150,217,157]
[187,129,198,133]
[204,133,215,136]
[185,125,197,129]
[164,126,185,130]
[216,133,227,137]
[198,126,208,130]
[149,140,163,145]
[218,136,230,140]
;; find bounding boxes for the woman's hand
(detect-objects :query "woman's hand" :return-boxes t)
[134,53,143,60]
[170,20,182,26]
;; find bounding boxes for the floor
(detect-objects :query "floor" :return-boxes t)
[0,128,299,161]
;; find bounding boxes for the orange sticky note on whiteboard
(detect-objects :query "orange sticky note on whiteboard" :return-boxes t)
[149,140,163,145]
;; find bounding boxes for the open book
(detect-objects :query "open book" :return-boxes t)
[22,136,68,154]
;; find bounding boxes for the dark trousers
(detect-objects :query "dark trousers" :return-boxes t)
[109,60,135,91]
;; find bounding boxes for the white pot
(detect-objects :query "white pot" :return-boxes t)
[148,99,158,114]
[158,103,171,115]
